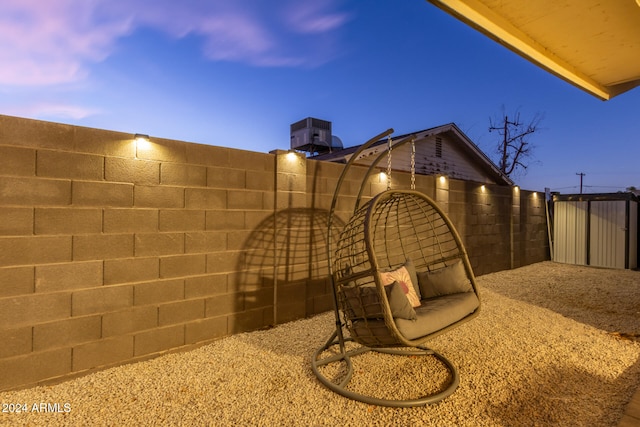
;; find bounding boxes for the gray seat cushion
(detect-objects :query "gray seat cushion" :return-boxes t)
[394,292,480,340]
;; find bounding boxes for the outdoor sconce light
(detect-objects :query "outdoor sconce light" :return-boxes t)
[439,175,446,184]
[134,133,150,150]
[379,171,389,183]
[134,133,149,142]
[513,185,520,193]
[286,151,298,162]
[481,185,486,193]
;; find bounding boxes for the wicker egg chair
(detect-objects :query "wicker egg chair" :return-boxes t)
[311,129,481,407]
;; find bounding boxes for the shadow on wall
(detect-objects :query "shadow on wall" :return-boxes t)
[233,207,345,334]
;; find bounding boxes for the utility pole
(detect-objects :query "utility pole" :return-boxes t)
[576,172,586,194]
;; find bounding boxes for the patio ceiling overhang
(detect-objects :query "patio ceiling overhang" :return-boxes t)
[426,0,640,100]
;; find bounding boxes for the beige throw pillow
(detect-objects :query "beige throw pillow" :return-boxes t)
[379,266,421,308]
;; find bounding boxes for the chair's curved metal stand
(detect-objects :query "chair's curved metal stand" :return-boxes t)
[311,331,460,407]
[310,129,460,407]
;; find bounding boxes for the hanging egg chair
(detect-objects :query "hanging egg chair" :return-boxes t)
[311,129,481,407]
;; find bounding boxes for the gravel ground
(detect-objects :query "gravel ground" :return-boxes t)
[1,261,639,426]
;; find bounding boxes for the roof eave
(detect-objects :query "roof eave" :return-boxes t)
[444,124,514,186]
[425,0,637,101]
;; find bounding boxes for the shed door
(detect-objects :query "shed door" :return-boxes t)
[589,201,626,269]
[553,201,587,265]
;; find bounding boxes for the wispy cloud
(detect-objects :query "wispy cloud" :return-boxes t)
[284,1,350,34]
[0,0,132,86]
[118,0,353,67]
[6,103,102,120]
[0,0,351,86]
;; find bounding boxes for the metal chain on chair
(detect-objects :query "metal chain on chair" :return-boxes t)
[386,135,393,190]
[410,138,416,190]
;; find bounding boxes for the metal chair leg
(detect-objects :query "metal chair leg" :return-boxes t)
[311,327,460,407]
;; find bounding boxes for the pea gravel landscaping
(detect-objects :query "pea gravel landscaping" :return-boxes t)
[1,261,639,426]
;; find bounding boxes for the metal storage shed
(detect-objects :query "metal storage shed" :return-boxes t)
[552,193,638,270]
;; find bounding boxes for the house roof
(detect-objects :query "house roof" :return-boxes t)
[426,0,640,100]
[313,122,514,186]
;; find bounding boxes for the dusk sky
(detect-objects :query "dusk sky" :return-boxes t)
[1,0,639,193]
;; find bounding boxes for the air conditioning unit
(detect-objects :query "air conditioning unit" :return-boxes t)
[290,117,342,154]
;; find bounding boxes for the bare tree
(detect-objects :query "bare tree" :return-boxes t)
[489,108,543,177]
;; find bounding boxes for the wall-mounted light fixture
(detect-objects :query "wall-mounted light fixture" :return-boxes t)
[480,185,486,193]
[513,185,519,193]
[439,175,446,184]
[379,171,389,183]
[286,151,298,162]
[134,133,150,150]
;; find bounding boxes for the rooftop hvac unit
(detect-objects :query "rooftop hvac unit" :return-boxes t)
[290,117,343,154]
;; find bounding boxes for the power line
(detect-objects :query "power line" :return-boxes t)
[547,184,631,193]
[551,186,579,190]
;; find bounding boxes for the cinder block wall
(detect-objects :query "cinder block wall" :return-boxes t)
[0,115,548,391]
